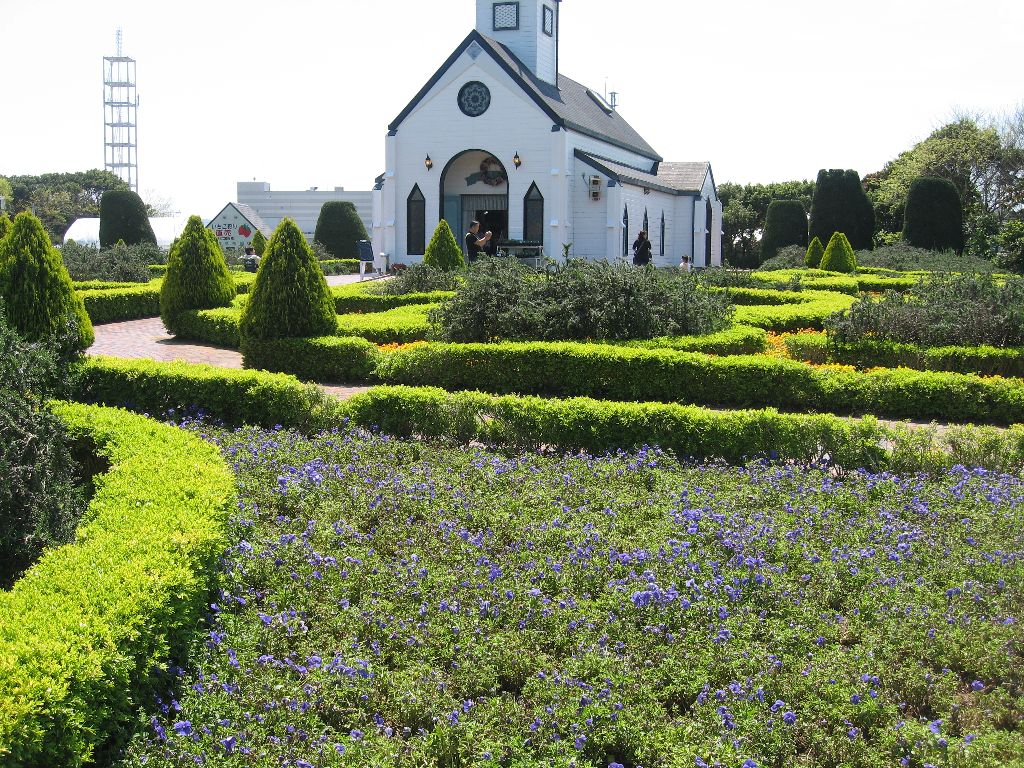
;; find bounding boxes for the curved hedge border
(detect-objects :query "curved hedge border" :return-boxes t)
[751,269,861,295]
[319,258,360,275]
[787,333,1024,377]
[336,303,436,343]
[79,284,161,324]
[331,282,455,313]
[375,342,1024,426]
[341,386,1024,473]
[732,289,856,331]
[77,356,336,430]
[0,403,235,767]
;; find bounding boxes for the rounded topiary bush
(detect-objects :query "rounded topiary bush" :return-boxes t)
[903,176,965,254]
[313,201,368,259]
[160,215,236,335]
[760,200,808,263]
[0,212,93,358]
[240,218,337,341]
[251,229,267,257]
[423,219,464,271]
[99,190,157,248]
[819,231,857,273]
[805,236,825,268]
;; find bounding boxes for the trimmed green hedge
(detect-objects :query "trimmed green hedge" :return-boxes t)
[78,284,161,324]
[76,356,338,430]
[243,335,380,382]
[375,342,1024,426]
[628,324,768,355]
[0,402,234,767]
[331,281,455,313]
[172,305,243,348]
[336,303,435,343]
[788,333,1024,377]
[72,280,144,291]
[854,274,918,293]
[733,290,856,331]
[320,259,360,275]
[341,386,1024,474]
[148,264,168,278]
[750,269,861,295]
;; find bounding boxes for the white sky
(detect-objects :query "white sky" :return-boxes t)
[2,0,1021,219]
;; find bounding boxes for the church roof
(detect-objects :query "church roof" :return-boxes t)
[575,150,712,196]
[388,30,662,162]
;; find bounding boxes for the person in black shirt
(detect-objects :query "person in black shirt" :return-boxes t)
[632,230,653,266]
[465,221,491,263]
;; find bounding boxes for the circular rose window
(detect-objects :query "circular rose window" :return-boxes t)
[458,81,491,117]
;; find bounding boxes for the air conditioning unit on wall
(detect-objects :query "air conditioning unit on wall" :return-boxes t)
[589,175,603,201]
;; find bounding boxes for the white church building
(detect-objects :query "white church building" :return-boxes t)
[372,0,722,267]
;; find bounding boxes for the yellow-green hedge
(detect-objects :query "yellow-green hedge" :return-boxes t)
[0,403,235,767]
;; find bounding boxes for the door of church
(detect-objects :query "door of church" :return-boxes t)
[460,194,508,255]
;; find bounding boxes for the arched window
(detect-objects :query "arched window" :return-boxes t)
[660,211,666,258]
[622,205,629,258]
[407,185,425,256]
[523,182,544,245]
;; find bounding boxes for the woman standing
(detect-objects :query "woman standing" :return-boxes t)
[632,230,653,266]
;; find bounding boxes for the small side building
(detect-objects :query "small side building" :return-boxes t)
[206,202,273,251]
[236,182,373,243]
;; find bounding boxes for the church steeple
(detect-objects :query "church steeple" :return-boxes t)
[476,0,560,86]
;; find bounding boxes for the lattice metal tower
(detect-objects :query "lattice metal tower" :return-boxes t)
[103,29,139,191]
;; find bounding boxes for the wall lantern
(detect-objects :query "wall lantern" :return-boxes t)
[424,155,434,171]
[513,151,522,169]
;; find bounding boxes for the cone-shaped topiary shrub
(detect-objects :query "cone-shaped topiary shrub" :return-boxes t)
[99,190,157,248]
[313,201,368,259]
[804,236,825,268]
[903,176,965,253]
[819,231,857,273]
[423,219,464,271]
[251,229,267,256]
[0,212,93,357]
[0,212,11,241]
[760,200,808,263]
[160,215,236,335]
[240,218,337,341]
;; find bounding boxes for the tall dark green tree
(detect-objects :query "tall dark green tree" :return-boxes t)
[759,200,808,263]
[809,169,875,250]
[159,215,236,335]
[719,180,816,266]
[902,176,965,253]
[0,212,93,358]
[313,201,368,259]
[3,170,130,242]
[240,219,337,341]
[99,190,157,248]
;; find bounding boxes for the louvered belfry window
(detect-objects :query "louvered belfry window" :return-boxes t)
[493,2,520,30]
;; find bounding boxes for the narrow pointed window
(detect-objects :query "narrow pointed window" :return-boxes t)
[660,211,666,257]
[622,205,629,258]
[407,185,425,256]
[523,183,544,246]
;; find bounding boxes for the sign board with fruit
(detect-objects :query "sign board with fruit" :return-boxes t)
[207,203,261,251]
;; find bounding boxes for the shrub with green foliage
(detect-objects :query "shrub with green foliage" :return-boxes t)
[79,283,161,324]
[0,212,93,358]
[77,356,339,431]
[98,189,157,248]
[902,176,965,253]
[378,262,462,295]
[242,335,380,383]
[250,228,267,256]
[809,169,874,250]
[760,200,808,263]
[375,340,1024,425]
[333,281,455,313]
[0,403,234,766]
[818,231,857,273]
[160,216,236,335]
[826,273,1024,348]
[995,218,1024,273]
[422,219,465,271]
[240,219,337,341]
[0,304,85,588]
[337,303,435,343]
[0,212,11,240]
[61,238,161,283]
[313,201,368,259]
[804,236,824,268]
[318,258,360,275]
[433,258,734,342]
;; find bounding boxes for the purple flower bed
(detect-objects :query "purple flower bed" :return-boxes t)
[117,424,1024,767]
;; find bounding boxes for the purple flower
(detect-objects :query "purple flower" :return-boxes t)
[971,680,985,691]
[220,735,236,754]
[171,720,192,736]
[782,711,796,725]
[928,719,942,735]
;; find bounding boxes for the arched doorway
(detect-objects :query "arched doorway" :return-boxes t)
[439,149,509,254]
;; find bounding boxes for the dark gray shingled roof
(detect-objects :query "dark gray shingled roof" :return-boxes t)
[232,203,273,237]
[575,150,712,196]
[389,30,662,162]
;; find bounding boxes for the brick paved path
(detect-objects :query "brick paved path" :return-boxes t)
[89,317,372,400]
